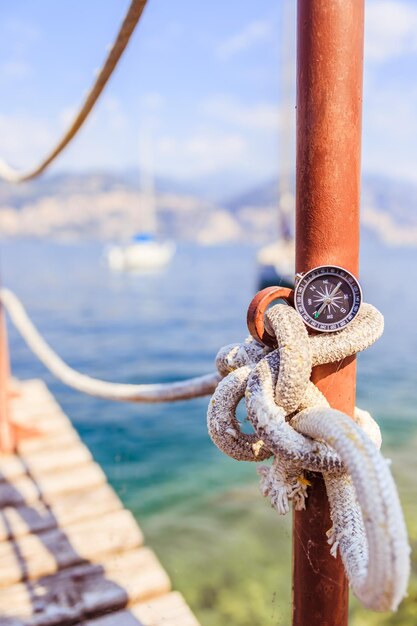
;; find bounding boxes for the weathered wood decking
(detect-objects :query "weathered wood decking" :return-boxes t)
[0,379,200,626]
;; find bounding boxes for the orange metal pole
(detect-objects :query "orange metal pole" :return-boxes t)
[0,299,15,453]
[293,1,364,625]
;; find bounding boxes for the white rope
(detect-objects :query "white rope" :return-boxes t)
[0,288,220,402]
[208,302,410,612]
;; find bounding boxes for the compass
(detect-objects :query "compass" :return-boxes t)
[294,265,362,333]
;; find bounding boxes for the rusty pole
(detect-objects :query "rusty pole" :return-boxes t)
[293,2,364,625]
[0,298,15,453]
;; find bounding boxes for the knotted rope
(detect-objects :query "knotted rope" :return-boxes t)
[208,302,410,612]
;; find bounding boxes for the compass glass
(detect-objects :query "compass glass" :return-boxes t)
[294,265,362,332]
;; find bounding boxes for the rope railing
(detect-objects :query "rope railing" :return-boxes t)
[0,0,147,184]
[0,288,220,402]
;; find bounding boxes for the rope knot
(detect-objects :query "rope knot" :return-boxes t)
[208,301,410,612]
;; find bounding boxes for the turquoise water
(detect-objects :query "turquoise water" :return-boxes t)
[2,238,417,624]
[2,238,417,521]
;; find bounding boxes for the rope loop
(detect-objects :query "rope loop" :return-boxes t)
[208,301,410,612]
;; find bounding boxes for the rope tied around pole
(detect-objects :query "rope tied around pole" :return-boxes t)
[208,302,410,612]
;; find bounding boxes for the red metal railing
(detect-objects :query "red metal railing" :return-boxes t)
[0,299,15,453]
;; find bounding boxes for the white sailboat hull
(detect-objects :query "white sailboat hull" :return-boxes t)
[257,238,295,288]
[107,241,176,271]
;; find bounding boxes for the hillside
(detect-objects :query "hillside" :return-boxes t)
[0,171,416,246]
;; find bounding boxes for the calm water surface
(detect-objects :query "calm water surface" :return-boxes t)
[2,238,417,524]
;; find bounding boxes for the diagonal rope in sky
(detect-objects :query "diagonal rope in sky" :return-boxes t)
[0,0,147,184]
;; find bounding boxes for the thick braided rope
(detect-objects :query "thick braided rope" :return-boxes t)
[207,303,410,612]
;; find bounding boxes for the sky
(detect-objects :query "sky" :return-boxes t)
[0,0,416,194]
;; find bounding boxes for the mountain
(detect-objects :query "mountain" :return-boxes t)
[0,170,416,246]
[0,171,240,244]
[224,173,417,247]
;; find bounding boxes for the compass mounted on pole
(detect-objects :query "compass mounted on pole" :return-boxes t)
[294,265,362,333]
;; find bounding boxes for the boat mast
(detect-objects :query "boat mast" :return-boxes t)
[138,121,158,235]
[278,0,295,242]
[293,2,364,624]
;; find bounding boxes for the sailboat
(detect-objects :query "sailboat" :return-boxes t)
[257,191,295,289]
[257,0,295,289]
[107,234,175,272]
[107,124,175,272]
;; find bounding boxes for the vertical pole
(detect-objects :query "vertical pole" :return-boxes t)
[0,300,15,453]
[293,2,364,625]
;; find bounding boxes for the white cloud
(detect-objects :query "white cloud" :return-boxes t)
[140,92,164,111]
[0,114,55,168]
[0,95,132,174]
[0,60,31,79]
[203,96,282,131]
[365,0,417,61]
[0,105,250,178]
[362,79,417,182]
[101,97,128,131]
[155,132,247,177]
[1,18,40,49]
[216,20,272,59]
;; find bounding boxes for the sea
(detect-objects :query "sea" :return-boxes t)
[1,237,417,625]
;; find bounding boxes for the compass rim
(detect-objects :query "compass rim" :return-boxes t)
[294,264,362,333]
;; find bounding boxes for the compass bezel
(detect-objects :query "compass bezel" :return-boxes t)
[294,265,362,333]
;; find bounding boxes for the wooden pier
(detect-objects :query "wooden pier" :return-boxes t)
[0,378,200,626]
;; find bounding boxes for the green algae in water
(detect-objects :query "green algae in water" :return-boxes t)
[141,443,417,626]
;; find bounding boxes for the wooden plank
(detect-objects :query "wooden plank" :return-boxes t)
[16,430,80,455]
[0,380,201,625]
[11,399,63,417]
[13,406,74,434]
[0,443,92,483]
[0,462,107,508]
[0,509,143,587]
[0,483,122,542]
[8,381,84,455]
[13,379,50,396]
[11,399,65,422]
[0,547,171,625]
[13,378,55,404]
[11,380,74,431]
[82,592,200,626]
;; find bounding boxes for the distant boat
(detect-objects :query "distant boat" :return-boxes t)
[107,120,175,272]
[257,190,295,290]
[257,234,294,290]
[107,233,175,271]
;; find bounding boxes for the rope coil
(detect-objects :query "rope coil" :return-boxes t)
[208,302,410,612]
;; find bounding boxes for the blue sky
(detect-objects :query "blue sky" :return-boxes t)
[0,0,416,192]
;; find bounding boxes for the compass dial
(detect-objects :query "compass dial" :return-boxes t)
[294,265,362,333]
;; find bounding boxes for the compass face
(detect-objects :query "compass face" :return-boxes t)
[294,265,362,333]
